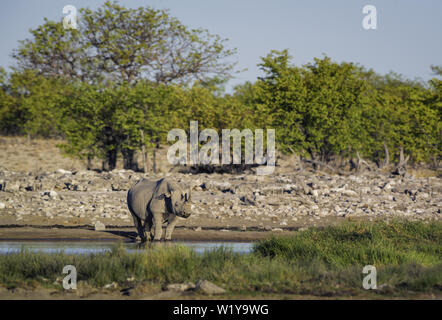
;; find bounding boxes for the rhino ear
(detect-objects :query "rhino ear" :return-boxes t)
[155,179,172,199]
[167,180,182,201]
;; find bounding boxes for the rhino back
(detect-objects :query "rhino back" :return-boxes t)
[127,179,158,220]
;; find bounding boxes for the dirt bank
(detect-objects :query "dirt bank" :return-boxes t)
[0,226,297,242]
[1,281,439,300]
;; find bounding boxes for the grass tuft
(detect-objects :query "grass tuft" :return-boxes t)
[253,220,442,267]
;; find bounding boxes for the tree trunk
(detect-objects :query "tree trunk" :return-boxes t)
[431,155,439,170]
[122,148,136,170]
[87,155,93,170]
[103,149,117,171]
[152,139,160,174]
[101,126,117,171]
[349,157,357,171]
[140,129,148,173]
[392,146,409,177]
[152,148,157,173]
[288,146,303,171]
[304,159,336,172]
[297,154,304,171]
[355,153,361,172]
[355,151,371,173]
[383,142,390,168]
[308,148,319,170]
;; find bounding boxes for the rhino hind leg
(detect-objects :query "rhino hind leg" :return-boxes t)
[132,215,147,242]
[143,216,153,241]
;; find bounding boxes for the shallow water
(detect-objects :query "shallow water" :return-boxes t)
[0,241,254,255]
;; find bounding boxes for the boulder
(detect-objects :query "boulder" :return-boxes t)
[195,280,226,295]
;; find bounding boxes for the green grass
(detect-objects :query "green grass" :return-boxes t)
[254,220,442,267]
[0,220,441,298]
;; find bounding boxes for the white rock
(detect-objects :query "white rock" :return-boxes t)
[48,190,58,199]
[103,282,118,289]
[341,189,358,197]
[382,182,392,190]
[41,190,58,199]
[56,169,72,175]
[94,221,106,231]
[0,202,5,209]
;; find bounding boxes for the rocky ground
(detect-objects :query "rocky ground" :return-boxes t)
[0,137,440,241]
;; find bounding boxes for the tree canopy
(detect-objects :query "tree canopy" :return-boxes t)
[13,1,236,85]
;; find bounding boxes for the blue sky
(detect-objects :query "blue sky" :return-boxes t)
[1,0,441,90]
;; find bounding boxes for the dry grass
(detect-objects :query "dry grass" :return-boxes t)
[0,136,86,172]
[408,168,441,178]
[0,136,172,173]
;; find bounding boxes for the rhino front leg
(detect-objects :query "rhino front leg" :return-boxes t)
[165,214,178,241]
[152,214,163,241]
